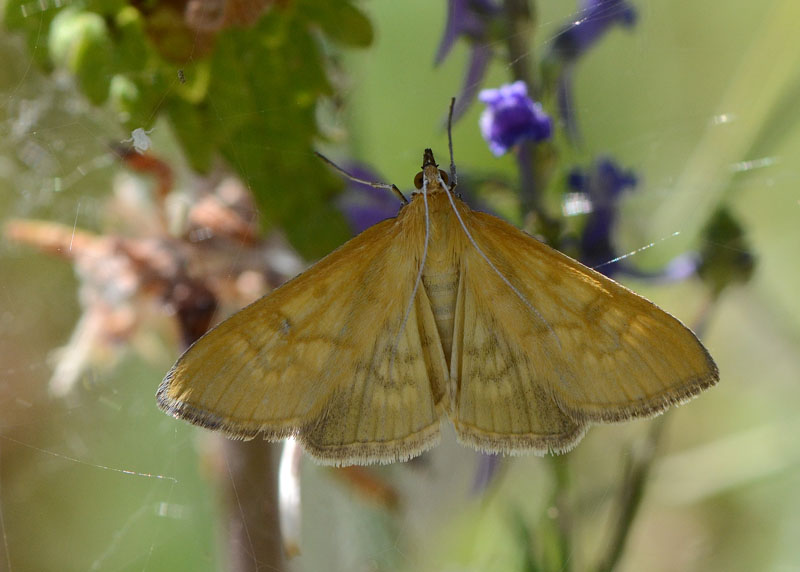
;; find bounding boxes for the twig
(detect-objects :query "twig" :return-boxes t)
[179,308,286,571]
[502,0,561,244]
[595,417,667,572]
[222,440,287,572]
[594,306,717,572]
[503,0,539,98]
[549,455,573,572]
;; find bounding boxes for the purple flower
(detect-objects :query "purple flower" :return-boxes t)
[335,163,401,235]
[479,81,552,156]
[569,158,637,275]
[471,453,503,494]
[577,161,635,269]
[551,0,637,63]
[550,0,637,141]
[435,0,501,121]
[435,0,498,63]
[569,158,699,281]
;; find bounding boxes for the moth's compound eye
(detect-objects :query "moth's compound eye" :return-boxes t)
[414,171,424,189]
[439,169,449,186]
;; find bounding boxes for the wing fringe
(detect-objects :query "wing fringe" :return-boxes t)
[454,421,589,456]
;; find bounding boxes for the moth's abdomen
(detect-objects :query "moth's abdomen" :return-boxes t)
[415,190,469,367]
[422,270,459,365]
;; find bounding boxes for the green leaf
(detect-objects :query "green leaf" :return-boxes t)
[697,207,756,297]
[48,7,114,104]
[303,0,374,48]
[4,0,59,68]
[166,96,218,172]
[84,0,127,17]
[113,6,150,74]
[194,11,348,257]
[5,0,371,258]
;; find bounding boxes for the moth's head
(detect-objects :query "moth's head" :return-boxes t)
[414,148,450,194]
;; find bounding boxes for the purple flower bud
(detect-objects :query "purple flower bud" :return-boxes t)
[570,158,699,282]
[471,453,503,494]
[569,158,637,275]
[335,163,401,235]
[552,0,637,62]
[435,0,500,64]
[435,0,501,121]
[478,81,552,156]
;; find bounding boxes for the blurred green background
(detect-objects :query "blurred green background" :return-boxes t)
[1,0,800,570]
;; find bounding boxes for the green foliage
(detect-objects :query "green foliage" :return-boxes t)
[48,8,115,104]
[697,207,756,297]
[301,0,374,47]
[200,13,352,255]
[4,0,373,257]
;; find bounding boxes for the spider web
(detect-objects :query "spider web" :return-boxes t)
[2,1,800,571]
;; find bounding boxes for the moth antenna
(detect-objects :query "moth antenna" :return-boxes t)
[443,191,562,351]
[446,95,557,347]
[447,97,458,190]
[389,178,431,380]
[314,151,408,205]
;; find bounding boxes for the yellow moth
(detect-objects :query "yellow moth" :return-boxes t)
[157,148,718,466]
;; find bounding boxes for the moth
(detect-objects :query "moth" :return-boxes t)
[157,148,718,466]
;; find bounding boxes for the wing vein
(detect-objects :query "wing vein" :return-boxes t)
[389,187,430,383]
[443,190,563,352]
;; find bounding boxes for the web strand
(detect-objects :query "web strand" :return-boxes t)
[0,435,178,483]
[591,231,681,271]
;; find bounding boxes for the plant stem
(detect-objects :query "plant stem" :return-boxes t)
[595,416,667,572]
[503,0,539,97]
[504,0,561,244]
[549,454,573,572]
[222,439,286,572]
[182,318,286,570]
